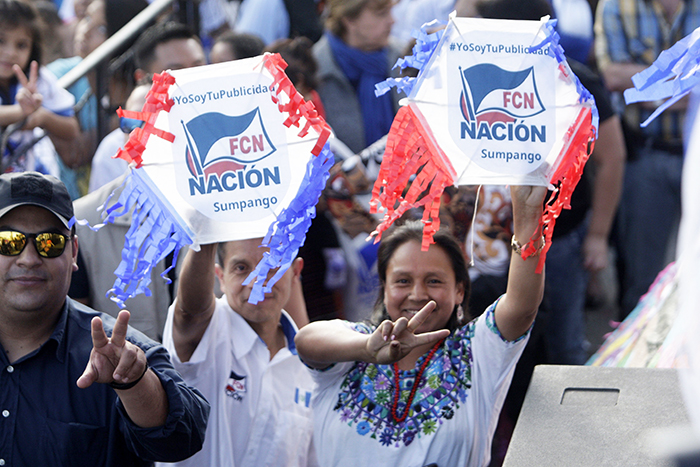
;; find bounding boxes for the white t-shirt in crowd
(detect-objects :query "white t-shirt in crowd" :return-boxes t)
[158,295,317,467]
[89,128,128,193]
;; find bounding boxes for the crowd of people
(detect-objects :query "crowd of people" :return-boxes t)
[0,0,692,465]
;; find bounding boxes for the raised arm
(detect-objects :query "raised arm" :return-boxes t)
[493,185,547,341]
[0,104,27,127]
[295,301,450,369]
[583,115,625,271]
[283,257,310,328]
[598,61,647,93]
[24,107,80,140]
[172,244,219,362]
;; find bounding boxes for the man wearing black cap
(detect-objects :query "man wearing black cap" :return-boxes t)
[0,171,210,466]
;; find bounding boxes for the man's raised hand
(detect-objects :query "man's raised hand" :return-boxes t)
[77,310,149,389]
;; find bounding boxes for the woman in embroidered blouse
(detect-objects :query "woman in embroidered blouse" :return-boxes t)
[295,185,547,467]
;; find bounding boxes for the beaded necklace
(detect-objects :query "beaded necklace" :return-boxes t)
[391,338,445,423]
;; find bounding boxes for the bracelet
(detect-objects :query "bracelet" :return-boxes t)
[109,361,149,391]
[511,234,546,258]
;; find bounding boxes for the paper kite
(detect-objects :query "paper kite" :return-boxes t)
[373,14,599,271]
[98,54,333,305]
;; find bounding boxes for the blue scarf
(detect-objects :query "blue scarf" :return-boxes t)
[326,32,395,147]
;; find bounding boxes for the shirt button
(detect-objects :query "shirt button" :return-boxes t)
[6,366,13,373]
[2,410,9,418]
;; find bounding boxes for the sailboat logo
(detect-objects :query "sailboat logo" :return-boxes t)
[459,63,545,125]
[182,107,276,178]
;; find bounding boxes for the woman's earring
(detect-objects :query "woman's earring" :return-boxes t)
[457,305,464,321]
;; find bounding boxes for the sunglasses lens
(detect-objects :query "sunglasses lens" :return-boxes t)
[119,117,144,134]
[34,233,67,258]
[0,231,27,256]
[0,231,68,257]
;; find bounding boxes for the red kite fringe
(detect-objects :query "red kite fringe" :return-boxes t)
[531,106,595,273]
[262,53,331,156]
[115,72,176,168]
[369,105,457,250]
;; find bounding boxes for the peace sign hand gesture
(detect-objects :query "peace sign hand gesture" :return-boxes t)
[13,61,43,118]
[366,301,450,365]
[77,310,149,390]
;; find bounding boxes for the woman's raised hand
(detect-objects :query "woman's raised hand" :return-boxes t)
[366,301,450,364]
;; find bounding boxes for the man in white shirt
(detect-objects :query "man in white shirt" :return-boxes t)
[157,239,317,467]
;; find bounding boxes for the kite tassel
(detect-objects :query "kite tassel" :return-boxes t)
[370,105,456,249]
[243,142,335,304]
[115,72,176,168]
[532,106,596,273]
[103,170,193,308]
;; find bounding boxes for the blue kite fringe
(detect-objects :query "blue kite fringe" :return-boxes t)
[530,18,600,133]
[375,20,445,98]
[67,177,130,233]
[624,28,700,127]
[243,142,334,304]
[101,169,194,308]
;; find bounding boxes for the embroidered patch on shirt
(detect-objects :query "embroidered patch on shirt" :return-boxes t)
[333,320,476,447]
[225,370,247,401]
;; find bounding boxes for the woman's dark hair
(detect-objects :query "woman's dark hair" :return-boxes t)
[476,0,553,21]
[265,36,319,91]
[215,31,265,61]
[0,0,43,72]
[370,220,471,332]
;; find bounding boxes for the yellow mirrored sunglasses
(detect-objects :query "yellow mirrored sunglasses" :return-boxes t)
[0,230,70,258]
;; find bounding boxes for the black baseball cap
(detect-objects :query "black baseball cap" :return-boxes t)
[0,171,74,228]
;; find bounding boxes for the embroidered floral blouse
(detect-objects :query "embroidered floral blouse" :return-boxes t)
[307,301,529,467]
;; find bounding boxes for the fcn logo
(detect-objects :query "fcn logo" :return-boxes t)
[459,64,547,143]
[183,107,276,179]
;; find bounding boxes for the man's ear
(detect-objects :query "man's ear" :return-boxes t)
[291,256,304,278]
[71,235,79,272]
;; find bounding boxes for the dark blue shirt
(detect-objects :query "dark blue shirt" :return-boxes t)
[0,298,210,466]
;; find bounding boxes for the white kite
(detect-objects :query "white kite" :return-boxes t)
[373,15,598,271]
[99,54,333,305]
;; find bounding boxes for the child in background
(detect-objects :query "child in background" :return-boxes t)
[0,0,79,175]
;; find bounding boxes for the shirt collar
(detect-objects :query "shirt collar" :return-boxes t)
[279,310,298,356]
[6,299,70,366]
[226,298,299,358]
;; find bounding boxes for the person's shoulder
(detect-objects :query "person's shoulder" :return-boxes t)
[74,174,128,218]
[567,59,599,85]
[38,66,60,83]
[66,298,160,349]
[313,35,335,74]
[46,56,82,77]
[36,67,70,99]
[65,298,103,332]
